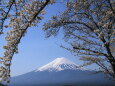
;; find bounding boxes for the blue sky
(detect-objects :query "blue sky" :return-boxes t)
[0,1,96,77]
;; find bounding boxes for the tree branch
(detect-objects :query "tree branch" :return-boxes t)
[0,0,14,34]
[107,0,115,14]
[73,46,108,57]
[7,0,50,81]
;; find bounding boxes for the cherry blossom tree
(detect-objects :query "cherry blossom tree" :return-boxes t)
[43,0,115,79]
[0,0,52,83]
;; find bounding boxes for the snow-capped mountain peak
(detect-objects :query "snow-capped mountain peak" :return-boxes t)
[36,57,83,72]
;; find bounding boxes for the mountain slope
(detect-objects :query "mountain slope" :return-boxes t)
[9,57,115,86]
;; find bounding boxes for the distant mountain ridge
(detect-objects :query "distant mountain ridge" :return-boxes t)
[8,57,115,86]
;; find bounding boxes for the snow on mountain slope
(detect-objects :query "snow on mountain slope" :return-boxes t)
[8,57,115,86]
[36,57,85,72]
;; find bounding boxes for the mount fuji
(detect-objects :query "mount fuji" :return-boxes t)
[36,57,85,72]
[8,57,115,86]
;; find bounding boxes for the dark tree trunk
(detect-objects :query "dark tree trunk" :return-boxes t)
[105,43,115,76]
[111,62,115,74]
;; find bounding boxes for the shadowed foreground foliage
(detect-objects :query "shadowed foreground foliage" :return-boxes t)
[0,83,5,86]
